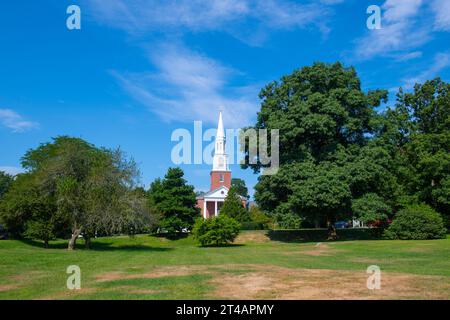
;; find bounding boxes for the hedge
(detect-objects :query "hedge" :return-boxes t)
[268,228,383,242]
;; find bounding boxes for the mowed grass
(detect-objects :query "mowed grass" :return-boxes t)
[0,231,449,299]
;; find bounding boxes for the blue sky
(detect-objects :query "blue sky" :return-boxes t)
[1,0,449,198]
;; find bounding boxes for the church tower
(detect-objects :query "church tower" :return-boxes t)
[196,110,246,218]
[210,111,231,190]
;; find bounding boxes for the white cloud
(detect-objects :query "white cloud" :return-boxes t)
[401,52,450,90]
[0,166,25,176]
[112,44,259,128]
[83,0,338,44]
[383,0,423,22]
[431,0,450,31]
[393,51,423,61]
[353,0,450,61]
[0,109,38,133]
[354,0,428,60]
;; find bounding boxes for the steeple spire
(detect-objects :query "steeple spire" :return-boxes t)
[212,111,229,171]
[217,111,224,139]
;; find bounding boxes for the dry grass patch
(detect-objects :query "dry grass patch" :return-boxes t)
[235,232,270,244]
[284,243,347,256]
[0,284,19,292]
[210,265,450,300]
[95,265,237,283]
[404,247,432,253]
[95,263,450,300]
[37,288,97,300]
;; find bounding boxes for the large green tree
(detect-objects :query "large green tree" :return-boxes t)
[243,62,390,237]
[148,167,198,233]
[0,171,14,200]
[231,178,249,199]
[0,173,62,245]
[0,136,155,249]
[374,78,450,225]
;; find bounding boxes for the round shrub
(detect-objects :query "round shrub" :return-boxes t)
[384,204,447,240]
[192,215,240,246]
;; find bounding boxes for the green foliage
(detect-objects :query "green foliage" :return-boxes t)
[245,62,389,228]
[231,178,249,199]
[0,136,155,249]
[219,187,249,222]
[248,206,273,229]
[23,220,55,248]
[381,79,450,223]
[245,63,449,232]
[0,171,14,200]
[384,204,447,240]
[192,215,240,246]
[240,221,265,230]
[275,213,302,229]
[148,167,198,233]
[352,193,391,223]
[273,203,302,229]
[0,173,62,241]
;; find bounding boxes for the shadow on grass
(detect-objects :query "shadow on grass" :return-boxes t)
[19,239,68,249]
[152,232,190,240]
[267,229,383,243]
[90,242,173,252]
[19,239,173,252]
[198,243,245,248]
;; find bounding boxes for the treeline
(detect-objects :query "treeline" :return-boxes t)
[1,61,448,246]
[0,148,263,248]
[0,137,160,249]
[0,139,212,249]
[241,62,449,238]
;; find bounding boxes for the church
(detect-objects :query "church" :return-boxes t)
[196,112,247,218]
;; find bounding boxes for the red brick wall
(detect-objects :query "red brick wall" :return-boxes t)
[196,199,204,217]
[210,171,231,190]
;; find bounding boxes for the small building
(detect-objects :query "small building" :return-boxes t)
[196,111,246,218]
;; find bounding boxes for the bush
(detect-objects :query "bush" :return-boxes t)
[275,212,302,229]
[240,221,265,230]
[383,204,447,240]
[248,206,273,229]
[192,215,240,246]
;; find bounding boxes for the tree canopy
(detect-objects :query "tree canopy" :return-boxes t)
[0,171,14,200]
[148,167,198,233]
[0,136,156,249]
[231,178,249,199]
[242,62,449,233]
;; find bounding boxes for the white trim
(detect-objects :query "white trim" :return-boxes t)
[203,200,207,219]
[215,201,218,217]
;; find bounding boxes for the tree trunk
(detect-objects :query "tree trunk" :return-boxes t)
[68,228,82,250]
[44,240,49,249]
[326,216,338,241]
[84,236,91,249]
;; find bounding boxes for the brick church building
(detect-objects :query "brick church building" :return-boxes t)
[196,111,246,218]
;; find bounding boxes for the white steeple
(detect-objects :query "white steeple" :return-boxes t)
[212,111,229,171]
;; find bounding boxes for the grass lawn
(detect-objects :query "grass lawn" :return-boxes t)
[0,231,449,300]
